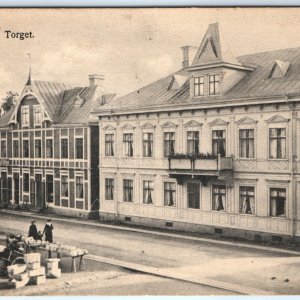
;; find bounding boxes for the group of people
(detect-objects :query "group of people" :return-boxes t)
[28,219,54,243]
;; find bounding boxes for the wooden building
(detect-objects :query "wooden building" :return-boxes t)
[94,23,300,241]
[0,73,113,218]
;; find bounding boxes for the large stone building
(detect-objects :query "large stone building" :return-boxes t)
[0,73,113,218]
[94,23,300,242]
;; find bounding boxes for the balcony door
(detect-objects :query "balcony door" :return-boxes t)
[187,182,200,209]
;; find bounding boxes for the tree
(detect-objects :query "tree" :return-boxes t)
[1,91,18,113]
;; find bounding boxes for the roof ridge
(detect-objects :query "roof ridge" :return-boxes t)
[238,46,300,59]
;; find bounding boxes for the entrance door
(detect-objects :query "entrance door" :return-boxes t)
[187,182,200,209]
[13,173,19,205]
[35,174,43,208]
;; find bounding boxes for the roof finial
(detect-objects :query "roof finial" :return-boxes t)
[26,53,31,85]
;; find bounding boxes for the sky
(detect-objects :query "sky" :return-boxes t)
[1,7,300,100]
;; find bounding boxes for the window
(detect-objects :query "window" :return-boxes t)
[123,133,133,157]
[240,186,255,214]
[212,130,226,157]
[164,132,175,157]
[23,139,29,158]
[187,182,200,209]
[123,179,133,202]
[209,74,220,95]
[164,182,176,206]
[270,188,286,217]
[212,185,226,211]
[75,138,83,159]
[105,178,114,200]
[61,138,68,159]
[35,140,42,158]
[34,106,42,126]
[13,140,19,158]
[1,140,6,158]
[61,176,69,197]
[46,139,53,158]
[143,133,153,157]
[269,128,286,159]
[105,134,114,156]
[239,129,254,158]
[187,131,199,155]
[76,177,84,199]
[143,181,154,204]
[46,175,54,203]
[23,173,29,193]
[194,76,204,96]
[21,107,29,126]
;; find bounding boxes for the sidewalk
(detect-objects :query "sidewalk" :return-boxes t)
[2,208,300,256]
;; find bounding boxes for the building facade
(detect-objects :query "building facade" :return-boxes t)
[0,74,112,218]
[95,23,300,241]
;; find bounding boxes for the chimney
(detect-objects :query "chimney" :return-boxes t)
[89,74,105,86]
[181,46,198,68]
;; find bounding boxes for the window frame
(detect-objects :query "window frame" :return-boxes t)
[269,187,286,218]
[75,176,84,200]
[239,185,255,215]
[123,133,134,157]
[123,179,133,202]
[269,128,286,159]
[212,129,226,157]
[194,76,204,97]
[164,132,175,157]
[34,139,42,158]
[239,129,255,159]
[143,180,154,204]
[60,138,69,159]
[209,74,220,95]
[33,105,43,127]
[187,131,199,155]
[46,138,53,158]
[75,137,84,160]
[21,106,30,128]
[212,184,226,212]
[61,175,69,199]
[164,182,176,207]
[23,138,30,158]
[105,178,114,200]
[13,139,19,158]
[23,173,30,194]
[142,132,154,158]
[105,134,115,157]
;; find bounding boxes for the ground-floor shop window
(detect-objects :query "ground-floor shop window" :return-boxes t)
[270,188,286,217]
[212,185,226,211]
[187,182,200,209]
[164,182,176,206]
[105,178,114,200]
[240,186,255,214]
[143,181,154,204]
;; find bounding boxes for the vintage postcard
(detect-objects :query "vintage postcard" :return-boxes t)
[0,7,300,296]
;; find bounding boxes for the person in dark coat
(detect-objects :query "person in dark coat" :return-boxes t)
[43,219,54,243]
[28,220,38,240]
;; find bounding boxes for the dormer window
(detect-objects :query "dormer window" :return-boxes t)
[194,76,204,97]
[21,106,29,127]
[209,74,219,95]
[34,105,42,126]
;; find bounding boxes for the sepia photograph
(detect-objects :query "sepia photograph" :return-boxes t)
[0,7,300,296]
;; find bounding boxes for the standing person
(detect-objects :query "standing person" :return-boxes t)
[28,220,38,240]
[43,219,54,243]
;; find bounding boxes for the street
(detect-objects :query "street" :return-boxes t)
[1,211,300,295]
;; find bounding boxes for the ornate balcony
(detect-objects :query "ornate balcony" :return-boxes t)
[168,154,233,185]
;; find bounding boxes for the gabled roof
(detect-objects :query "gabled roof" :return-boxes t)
[1,79,107,128]
[191,23,240,67]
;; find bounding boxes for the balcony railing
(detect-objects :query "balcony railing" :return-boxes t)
[168,154,233,172]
